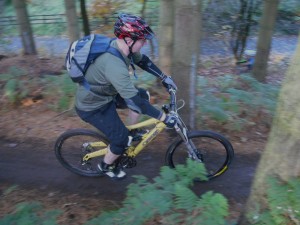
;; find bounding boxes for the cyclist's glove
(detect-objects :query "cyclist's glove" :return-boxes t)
[163,114,177,128]
[162,75,177,91]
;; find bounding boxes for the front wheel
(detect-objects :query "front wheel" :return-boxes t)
[165,130,234,180]
[54,129,109,177]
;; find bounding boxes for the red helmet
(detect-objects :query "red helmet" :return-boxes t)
[114,13,155,40]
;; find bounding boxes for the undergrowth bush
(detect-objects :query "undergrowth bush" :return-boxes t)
[0,67,29,105]
[247,177,300,225]
[197,74,280,130]
[0,202,61,225]
[0,67,76,111]
[86,159,229,225]
[42,72,76,111]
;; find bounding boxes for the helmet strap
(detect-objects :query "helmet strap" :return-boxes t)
[123,38,138,79]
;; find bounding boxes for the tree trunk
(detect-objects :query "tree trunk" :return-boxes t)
[12,0,36,55]
[0,0,5,15]
[172,0,202,129]
[239,34,300,224]
[0,0,5,35]
[80,0,90,36]
[64,0,80,43]
[252,0,279,82]
[141,0,148,18]
[158,0,175,75]
[231,0,259,60]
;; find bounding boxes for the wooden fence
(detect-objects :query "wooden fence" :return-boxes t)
[0,14,158,27]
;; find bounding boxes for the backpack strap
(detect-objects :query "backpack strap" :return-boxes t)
[106,38,126,65]
[107,46,138,79]
[81,39,126,97]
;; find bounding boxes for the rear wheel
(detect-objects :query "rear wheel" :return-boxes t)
[54,129,109,177]
[165,130,234,180]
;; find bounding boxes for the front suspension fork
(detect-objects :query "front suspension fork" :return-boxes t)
[175,124,202,162]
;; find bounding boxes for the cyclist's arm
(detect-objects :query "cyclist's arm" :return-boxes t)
[125,94,162,120]
[136,55,177,90]
[136,54,166,80]
[105,56,163,120]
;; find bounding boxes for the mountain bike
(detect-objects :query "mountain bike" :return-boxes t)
[54,88,234,180]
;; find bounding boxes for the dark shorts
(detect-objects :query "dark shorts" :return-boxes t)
[75,88,150,155]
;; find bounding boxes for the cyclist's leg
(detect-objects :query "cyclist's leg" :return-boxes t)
[76,102,131,179]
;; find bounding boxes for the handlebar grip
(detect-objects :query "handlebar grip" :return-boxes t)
[169,88,176,112]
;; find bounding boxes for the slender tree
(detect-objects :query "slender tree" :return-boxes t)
[141,0,148,18]
[231,0,261,60]
[80,0,90,36]
[158,0,175,75]
[0,0,6,35]
[239,34,300,224]
[252,0,279,82]
[12,0,36,55]
[64,0,80,42]
[172,0,202,129]
[0,0,5,15]
[140,0,155,58]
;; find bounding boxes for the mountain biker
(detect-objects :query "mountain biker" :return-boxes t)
[75,13,178,179]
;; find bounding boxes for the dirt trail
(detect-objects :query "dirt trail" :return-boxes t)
[0,129,262,211]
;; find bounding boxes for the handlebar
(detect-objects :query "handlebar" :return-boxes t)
[162,87,177,114]
[168,88,177,112]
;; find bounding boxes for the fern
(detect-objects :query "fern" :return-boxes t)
[197,74,280,130]
[203,105,229,123]
[0,202,61,225]
[193,191,228,225]
[174,184,198,212]
[2,185,19,195]
[248,177,300,225]
[43,72,76,111]
[86,159,228,225]
[4,79,18,102]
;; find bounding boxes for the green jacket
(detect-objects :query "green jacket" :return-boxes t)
[75,40,142,111]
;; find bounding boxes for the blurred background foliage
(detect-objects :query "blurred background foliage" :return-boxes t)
[0,0,298,131]
[0,0,299,36]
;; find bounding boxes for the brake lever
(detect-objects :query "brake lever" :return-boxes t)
[162,104,170,114]
[168,87,176,94]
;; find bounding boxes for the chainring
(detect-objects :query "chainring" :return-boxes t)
[117,155,137,168]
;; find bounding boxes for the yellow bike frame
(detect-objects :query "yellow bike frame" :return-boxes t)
[82,118,166,161]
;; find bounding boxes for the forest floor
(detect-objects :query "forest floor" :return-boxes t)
[0,40,295,224]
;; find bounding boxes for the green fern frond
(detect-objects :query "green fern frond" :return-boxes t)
[0,73,15,81]
[197,74,279,130]
[266,177,290,224]
[174,184,198,212]
[250,177,300,225]
[155,166,178,184]
[194,191,228,225]
[0,202,61,225]
[203,105,229,123]
[8,66,27,77]
[186,158,208,181]
[287,178,300,211]
[4,79,17,102]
